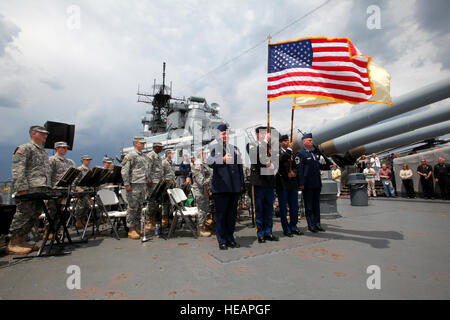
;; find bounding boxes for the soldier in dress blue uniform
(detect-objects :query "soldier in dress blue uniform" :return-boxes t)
[276,134,303,237]
[295,133,331,233]
[207,124,244,250]
[249,126,279,243]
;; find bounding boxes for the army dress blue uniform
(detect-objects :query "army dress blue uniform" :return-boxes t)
[276,140,300,235]
[295,144,329,232]
[207,126,244,249]
[249,140,277,241]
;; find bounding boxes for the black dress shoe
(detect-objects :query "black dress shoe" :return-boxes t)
[283,232,293,238]
[291,230,304,236]
[308,227,318,233]
[264,234,279,241]
[315,226,325,232]
[227,241,240,248]
[257,237,266,243]
[219,244,228,250]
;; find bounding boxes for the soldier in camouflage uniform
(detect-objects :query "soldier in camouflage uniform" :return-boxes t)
[7,125,52,255]
[45,141,74,235]
[192,149,213,237]
[147,142,164,228]
[121,136,151,239]
[73,155,92,229]
[161,149,176,225]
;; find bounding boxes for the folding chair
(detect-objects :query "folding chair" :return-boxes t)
[167,188,199,239]
[97,189,128,235]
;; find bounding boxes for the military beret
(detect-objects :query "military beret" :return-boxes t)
[133,136,146,143]
[302,132,313,140]
[153,142,163,147]
[54,141,69,149]
[279,134,289,142]
[81,155,92,160]
[102,157,113,163]
[217,123,228,132]
[30,125,49,134]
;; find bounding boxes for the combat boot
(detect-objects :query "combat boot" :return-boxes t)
[20,234,39,252]
[128,227,141,240]
[6,236,32,255]
[198,225,211,237]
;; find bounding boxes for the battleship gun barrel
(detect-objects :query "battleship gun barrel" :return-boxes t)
[293,77,450,149]
[349,120,450,158]
[319,103,450,156]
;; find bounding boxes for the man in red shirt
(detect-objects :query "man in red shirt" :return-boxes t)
[379,163,395,197]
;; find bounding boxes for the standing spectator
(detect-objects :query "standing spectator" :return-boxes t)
[330,164,341,197]
[363,163,377,197]
[417,159,434,199]
[379,163,395,197]
[370,153,381,181]
[358,155,367,173]
[399,164,415,198]
[434,157,450,200]
[386,153,395,169]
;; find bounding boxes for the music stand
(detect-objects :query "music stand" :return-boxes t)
[79,167,121,240]
[13,168,85,259]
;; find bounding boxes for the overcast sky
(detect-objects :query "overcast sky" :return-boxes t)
[1,0,449,180]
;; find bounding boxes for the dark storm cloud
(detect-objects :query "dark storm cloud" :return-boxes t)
[414,0,450,69]
[40,79,65,90]
[0,14,20,56]
[0,94,20,108]
[343,0,401,65]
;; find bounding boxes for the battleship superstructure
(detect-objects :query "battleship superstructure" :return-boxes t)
[120,63,236,163]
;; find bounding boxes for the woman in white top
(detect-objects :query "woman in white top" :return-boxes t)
[399,163,415,198]
[370,153,381,181]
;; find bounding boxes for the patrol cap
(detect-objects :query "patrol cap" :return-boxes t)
[102,157,113,163]
[279,134,289,142]
[81,155,92,160]
[133,136,146,143]
[165,149,173,154]
[153,142,163,147]
[54,141,69,149]
[302,132,313,140]
[29,125,49,135]
[217,123,228,132]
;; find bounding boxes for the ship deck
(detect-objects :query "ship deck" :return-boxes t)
[0,197,449,300]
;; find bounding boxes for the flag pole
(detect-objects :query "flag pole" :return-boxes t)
[267,34,272,159]
[289,104,295,172]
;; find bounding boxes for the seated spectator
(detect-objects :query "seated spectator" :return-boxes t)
[363,163,377,197]
[399,164,415,198]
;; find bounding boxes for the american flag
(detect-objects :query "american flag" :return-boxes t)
[267,37,373,103]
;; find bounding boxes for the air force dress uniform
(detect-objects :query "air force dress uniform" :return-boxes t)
[207,124,244,250]
[295,133,329,232]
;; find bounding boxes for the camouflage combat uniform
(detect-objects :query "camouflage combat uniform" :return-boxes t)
[47,154,74,223]
[161,157,176,217]
[9,142,52,239]
[74,165,91,221]
[147,150,164,221]
[49,155,73,188]
[121,149,150,228]
[192,160,213,227]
